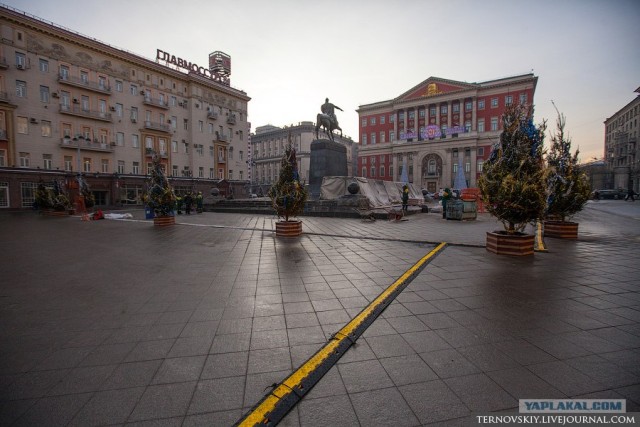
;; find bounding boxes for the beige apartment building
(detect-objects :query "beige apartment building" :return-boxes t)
[0,5,251,209]
[604,87,639,192]
[249,122,356,195]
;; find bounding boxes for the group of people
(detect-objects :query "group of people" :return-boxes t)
[176,191,203,214]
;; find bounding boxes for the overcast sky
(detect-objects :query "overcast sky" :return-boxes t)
[6,0,639,162]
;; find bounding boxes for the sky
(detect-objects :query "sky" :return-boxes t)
[5,0,640,163]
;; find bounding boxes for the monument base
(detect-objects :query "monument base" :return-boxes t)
[309,139,347,199]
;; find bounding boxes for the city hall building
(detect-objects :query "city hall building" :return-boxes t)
[0,5,251,209]
[356,73,537,193]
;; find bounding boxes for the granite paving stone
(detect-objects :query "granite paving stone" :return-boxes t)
[1,202,639,426]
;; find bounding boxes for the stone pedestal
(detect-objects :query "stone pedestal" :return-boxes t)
[309,139,347,199]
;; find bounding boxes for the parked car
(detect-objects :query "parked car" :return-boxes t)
[592,189,627,200]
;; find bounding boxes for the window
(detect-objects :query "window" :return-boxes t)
[159,139,167,156]
[196,144,204,156]
[0,150,5,167]
[198,167,204,178]
[80,70,88,83]
[491,98,498,108]
[370,166,375,177]
[39,59,48,72]
[115,103,123,117]
[209,146,214,157]
[130,134,139,148]
[477,160,484,172]
[362,167,367,177]
[465,162,470,173]
[505,95,513,106]
[389,114,395,123]
[20,182,38,208]
[43,154,52,170]
[171,116,177,129]
[477,119,485,133]
[228,170,233,180]
[370,117,376,125]
[362,134,367,145]
[172,165,178,176]
[64,156,72,171]
[380,131,385,144]
[15,52,26,68]
[465,121,471,132]
[0,181,8,208]
[41,120,51,137]
[183,119,188,130]
[239,150,244,160]
[115,80,123,92]
[399,112,405,121]
[419,110,426,118]
[17,117,28,134]
[199,120,204,132]
[453,162,458,173]
[380,166,385,177]
[118,160,125,174]
[115,132,124,146]
[83,158,91,173]
[38,86,51,104]
[102,159,109,173]
[172,140,178,153]
[519,93,527,104]
[361,118,367,127]
[440,105,448,114]
[478,99,485,110]
[390,131,395,141]
[491,117,499,131]
[130,107,138,122]
[453,104,460,113]
[408,111,415,120]
[130,84,137,95]
[81,95,89,111]
[478,147,484,156]
[19,152,30,167]
[380,115,385,124]
[371,133,376,145]
[16,80,27,98]
[465,101,472,111]
[132,162,140,174]
[430,107,436,116]
[59,65,69,80]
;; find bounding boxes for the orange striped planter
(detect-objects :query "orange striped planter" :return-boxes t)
[544,221,578,239]
[275,220,302,237]
[153,215,175,227]
[486,231,534,256]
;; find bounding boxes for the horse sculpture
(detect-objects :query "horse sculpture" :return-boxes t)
[315,113,342,142]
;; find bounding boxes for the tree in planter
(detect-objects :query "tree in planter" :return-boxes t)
[545,111,591,222]
[479,103,547,234]
[146,154,177,217]
[34,179,72,212]
[268,137,308,222]
[78,175,95,209]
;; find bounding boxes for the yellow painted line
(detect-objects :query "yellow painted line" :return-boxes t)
[237,242,448,426]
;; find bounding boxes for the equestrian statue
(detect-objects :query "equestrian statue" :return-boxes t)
[315,98,343,142]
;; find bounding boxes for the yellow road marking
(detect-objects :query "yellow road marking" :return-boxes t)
[237,242,448,426]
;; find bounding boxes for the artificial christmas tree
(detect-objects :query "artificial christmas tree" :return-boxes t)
[268,135,308,237]
[543,111,591,238]
[479,103,547,255]
[146,154,177,226]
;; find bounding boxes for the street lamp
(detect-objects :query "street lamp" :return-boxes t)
[72,134,85,176]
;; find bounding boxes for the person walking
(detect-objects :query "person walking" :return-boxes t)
[441,187,452,219]
[184,192,193,215]
[626,188,636,202]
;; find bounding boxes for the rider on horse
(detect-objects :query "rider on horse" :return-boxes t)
[321,98,343,130]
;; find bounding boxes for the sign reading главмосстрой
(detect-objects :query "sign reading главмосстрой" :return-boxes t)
[519,399,626,413]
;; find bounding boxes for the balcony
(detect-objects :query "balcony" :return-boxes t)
[0,57,7,69]
[144,121,171,133]
[207,111,218,120]
[215,131,229,142]
[59,137,114,153]
[227,114,236,125]
[59,105,113,122]
[58,74,111,94]
[217,156,226,164]
[143,95,169,110]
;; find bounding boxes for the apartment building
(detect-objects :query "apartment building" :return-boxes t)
[604,87,639,192]
[0,5,251,209]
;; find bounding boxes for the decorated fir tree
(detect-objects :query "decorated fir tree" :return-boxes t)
[34,179,72,211]
[545,111,591,222]
[146,154,177,217]
[478,103,547,234]
[268,136,308,222]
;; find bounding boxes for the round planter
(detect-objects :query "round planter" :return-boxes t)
[486,231,534,256]
[275,220,302,237]
[153,215,175,227]
[543,220,578,239]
